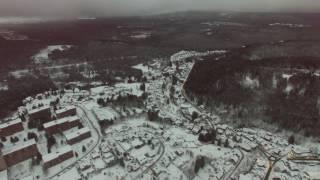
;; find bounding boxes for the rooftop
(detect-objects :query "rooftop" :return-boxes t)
[28,106,50,115]
[64,127,90,140]
[43,116,79,129]
[56,105,76,114]
[2,139,36,156]
[0,118,22,129]
[42,145,73,163]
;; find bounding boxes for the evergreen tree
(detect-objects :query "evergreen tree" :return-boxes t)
[224,139,229,148]
[191,111,199,121]
[288,135,295,145]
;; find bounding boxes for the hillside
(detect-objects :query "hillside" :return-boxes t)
[184,55,320,136]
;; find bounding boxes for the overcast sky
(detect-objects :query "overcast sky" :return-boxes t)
[0,0,319,17]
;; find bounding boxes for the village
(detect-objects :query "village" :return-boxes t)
[0,50,319,180]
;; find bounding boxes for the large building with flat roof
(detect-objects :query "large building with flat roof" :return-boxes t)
[64,127,91,145]
[42,145,74,169]
[28,106,51,127]
[43,116,80,135]
[0,118,24,137]
[2,139,39,167]
[56,106,77,119]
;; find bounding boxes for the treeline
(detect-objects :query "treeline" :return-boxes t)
[0,74,56,118]
[266,72,320,135]
[0,39,44,73]
[184,55,320,136]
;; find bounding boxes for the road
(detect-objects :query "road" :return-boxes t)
[47,105,101,180]
[178,62,247,180]
[133,131,165,180]
[263,153,287,180]
[220,149,244,180]
[179,61,288,180]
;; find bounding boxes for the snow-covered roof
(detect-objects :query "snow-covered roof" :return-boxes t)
[114,83,144,97]
[0,118,22,129]
[28,106,50,115]
[64,127,90,140]
[93,107,118,121]
[91,150,100,159]
[132,64,149,73]
[56,105,76,114]
[42,145,73,163]
[104,155,116,164]
[2,139,36,155]
[131,139,143,147]
[78,158,91,170]
[238,142,253,152]
[43,116,79,129]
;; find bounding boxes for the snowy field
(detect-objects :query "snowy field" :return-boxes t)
[33,45,73,64]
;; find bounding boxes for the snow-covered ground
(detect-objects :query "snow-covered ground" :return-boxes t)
[132,63,149,73]
[0,29,28,40]
[9,69,31,78]
[0,17,49,25]
[0,50,319,180]
[201,21,247,27]
[33,45,73,64]
[0,82,8,91]
[269,22,311,28]
[0,17,96,25]
[130,32,151,39]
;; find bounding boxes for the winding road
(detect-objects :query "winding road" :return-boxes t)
[220,149,244,180]
[133,131,165,180]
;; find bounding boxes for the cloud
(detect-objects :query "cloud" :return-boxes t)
[0,0,319,17]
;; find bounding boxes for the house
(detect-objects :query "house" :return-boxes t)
[100,142,111,153]
[192,126,201,135]
[91,150,100,159]
[42,145,74,169]
[131,139,144,149]
[43,116,80,135]
[160,156,170,167]
[92,107,119,127]
[104,155,118,167]
[64,127,91,145]
[152,164,163,176]
[175,150,184,156]
[56,106,77,119]
[237,142,253,152]
[0,118,24,137]
[136,156,148,165]
[2,139,39,167]
[28,106,51,126]
[78,158,91,171]
[127,162,139,172]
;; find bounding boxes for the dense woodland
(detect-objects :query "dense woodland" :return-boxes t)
[184,54,320,136]
[0,74,56,118]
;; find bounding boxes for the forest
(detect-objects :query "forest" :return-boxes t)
[184,54,320,136]
[0,74,56,118]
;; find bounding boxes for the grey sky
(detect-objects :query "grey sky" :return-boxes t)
[0,0,319,17]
